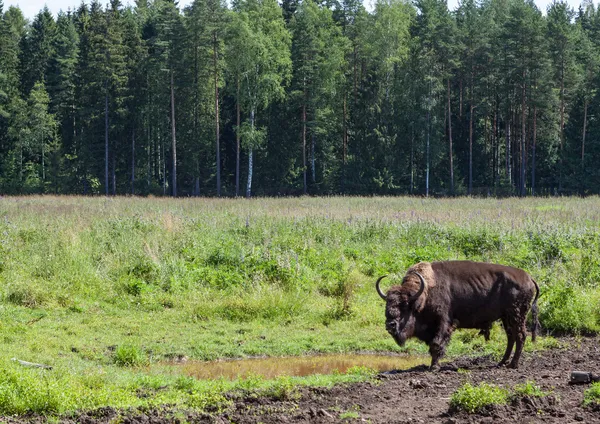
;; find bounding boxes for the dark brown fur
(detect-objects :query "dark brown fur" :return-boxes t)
[378,261,540,369]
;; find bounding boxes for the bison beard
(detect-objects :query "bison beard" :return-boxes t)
[376,261,540,370]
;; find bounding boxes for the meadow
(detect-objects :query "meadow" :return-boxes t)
[0,195,598,417]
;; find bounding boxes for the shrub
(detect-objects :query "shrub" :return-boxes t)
[539,282,600,334]
[450,382,509,413]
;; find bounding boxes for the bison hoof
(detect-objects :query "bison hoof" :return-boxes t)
[507,363,519,369]
[429,364,440,372]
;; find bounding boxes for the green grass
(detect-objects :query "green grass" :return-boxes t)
[450,380,552,414]
[0,195,598,417]
[584,382,600,407]
[450,382,510,413]
[512,381,551,398]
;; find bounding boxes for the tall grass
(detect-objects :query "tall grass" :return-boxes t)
[0,195,598,415]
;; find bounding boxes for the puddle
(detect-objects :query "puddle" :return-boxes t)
[178,354,427,380]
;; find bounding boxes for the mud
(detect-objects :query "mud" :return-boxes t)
[217,337,600,424]
[177,353,428,380]
[3,337,600,423]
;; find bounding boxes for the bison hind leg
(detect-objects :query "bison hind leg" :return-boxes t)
[498,317,515,367]
[508,306,531,369]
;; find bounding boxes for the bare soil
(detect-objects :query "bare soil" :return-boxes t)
[4,337,600,423]
[216,336,600,424]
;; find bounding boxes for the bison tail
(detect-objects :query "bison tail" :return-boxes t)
[531,278,541,342]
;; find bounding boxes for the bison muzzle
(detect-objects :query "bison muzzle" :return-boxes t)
[376,260,540,370]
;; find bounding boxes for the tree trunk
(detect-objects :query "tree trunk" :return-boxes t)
[105,88,109,196]
[459,79,463,118]
[213,32,221,197]
[447,78,454,195]
[41,128,45,184]
[532,105,537,196]
[582,99,588,194]
[426,80,431,197]
[171,70,177,197]
[162,139,166,195]
[494,104,499,187]
[193,43,200,196]
[19,139,23,183]
[520,71,526,197]
[353,44,357,104]
[302,80,307,195]
[235,76,241,197]
[505,113,511,186]
[343,97,347,166]
[342,95,347,192]
[410,123,414,194]
[146,90,151,191]
[112,151,116,195]
[559,68,564,193]
[131,130,135,195]
[311,132,316,184]
[246,108,255,198]
[469,102,474,195]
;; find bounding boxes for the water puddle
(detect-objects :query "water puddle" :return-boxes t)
[178,354,427,380]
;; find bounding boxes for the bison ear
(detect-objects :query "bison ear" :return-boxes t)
[375,275,388,300]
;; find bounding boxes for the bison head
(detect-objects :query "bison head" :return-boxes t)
[376,272,426,346]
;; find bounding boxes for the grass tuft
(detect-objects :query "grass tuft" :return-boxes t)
[113,345,148,367]
[450,382,509,413]
[584,382,600,407]
[512,381,551,398]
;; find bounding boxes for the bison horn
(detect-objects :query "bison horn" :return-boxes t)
[375,275,388,300]
[408,271,426,303]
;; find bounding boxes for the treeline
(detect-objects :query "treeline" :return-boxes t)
[0,0,599,196]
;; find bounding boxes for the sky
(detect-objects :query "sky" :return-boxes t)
[3,0,599,20]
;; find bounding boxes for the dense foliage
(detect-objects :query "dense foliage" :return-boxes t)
[1,0,600,196]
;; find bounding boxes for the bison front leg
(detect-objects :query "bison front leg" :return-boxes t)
[429,324,454,371]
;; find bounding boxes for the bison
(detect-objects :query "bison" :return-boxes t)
[376,260,540,369]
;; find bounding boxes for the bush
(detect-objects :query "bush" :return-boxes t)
[450,382,509,413]
[539,282,600,334]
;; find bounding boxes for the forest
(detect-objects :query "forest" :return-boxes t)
[0,0,599,197]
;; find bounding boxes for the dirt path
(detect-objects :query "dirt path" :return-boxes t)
[220,337,600,424]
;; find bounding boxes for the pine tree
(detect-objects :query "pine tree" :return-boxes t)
[121,7,146,195]
[19,7,56,96]
[47,10,79,190]
[0,4,25,187]
[186,0,227,196]
[547,1,578,192]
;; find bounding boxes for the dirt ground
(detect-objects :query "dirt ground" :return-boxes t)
[214,336,600,424]
[5,337,600,423]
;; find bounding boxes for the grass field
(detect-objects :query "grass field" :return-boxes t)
[0,195,598,416]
